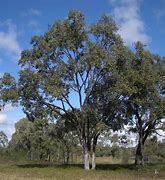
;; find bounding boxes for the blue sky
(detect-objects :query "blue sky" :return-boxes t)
[0,0,165,138]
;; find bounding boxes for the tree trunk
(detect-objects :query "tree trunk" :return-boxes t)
[91,151,96,170]
[47,150,50,162]
[29,150,32,161]
[57,148,60,163]
[135,137,144,166]
[91,136,98,170]
[83,144,90,170]
[71,152,74,163]
[47,153,50,162]
[81,120,91,170]
[39,153,43,161]
[66,149,70,164]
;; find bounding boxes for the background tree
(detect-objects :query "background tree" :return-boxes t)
[53,119,79,164]
[10,118,35,160]
[10,117,79,163]
[119,42,165,165]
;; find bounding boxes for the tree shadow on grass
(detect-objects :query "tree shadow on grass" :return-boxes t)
[96,164,136,171]
[17,163,83,169]
[17,163,137,171]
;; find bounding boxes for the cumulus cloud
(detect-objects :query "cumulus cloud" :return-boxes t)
[109,0,150,46]
[0,20,21,59]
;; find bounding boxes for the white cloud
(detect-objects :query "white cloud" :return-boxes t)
[28,20,39,28]
[0,20,21,59]
[21,8,41,17]
[0,107,25,140]
[1,104,15,113]
[0,114,19,140]
[29,9,41,16]
[0,72,4,78]
[0,104,16,139]
[0,121,15,140]
[0,114,7,124]
[109,0,150,46]
[27,20,41,33]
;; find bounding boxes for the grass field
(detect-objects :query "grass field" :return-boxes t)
[0,158,164,180]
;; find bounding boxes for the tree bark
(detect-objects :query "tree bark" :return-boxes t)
[83,144,90,170]
[135,137,144,166]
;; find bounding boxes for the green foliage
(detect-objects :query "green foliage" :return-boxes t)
[10,118,80,163]
[0,131,8,148]
[0,73,18,108]
[144,138,165,163]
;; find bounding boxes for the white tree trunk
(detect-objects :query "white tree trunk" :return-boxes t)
[91,135,98,170]
[84,148,90,170]
[91,151,96,170]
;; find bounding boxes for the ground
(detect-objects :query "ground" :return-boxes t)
[0,158,164,180]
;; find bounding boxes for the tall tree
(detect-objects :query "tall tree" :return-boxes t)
[18,10,126,169]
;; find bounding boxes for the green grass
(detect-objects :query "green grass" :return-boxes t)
[0,158,164,180]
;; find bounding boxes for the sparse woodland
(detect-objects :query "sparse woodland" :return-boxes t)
[0,10,165,171]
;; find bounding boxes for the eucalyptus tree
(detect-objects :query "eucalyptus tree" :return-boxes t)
[18,10,126,169]
[119,42,165,165]
[10,118,35,160]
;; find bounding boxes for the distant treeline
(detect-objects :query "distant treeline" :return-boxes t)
[0,121,165,165]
